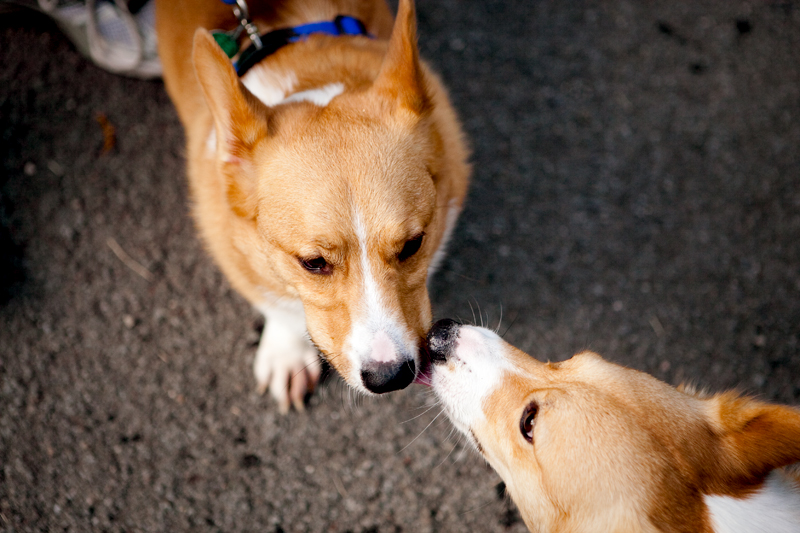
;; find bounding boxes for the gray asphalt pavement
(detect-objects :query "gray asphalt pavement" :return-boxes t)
[2,1,799,531]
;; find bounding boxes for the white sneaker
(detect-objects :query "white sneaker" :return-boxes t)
[3,0,161,79]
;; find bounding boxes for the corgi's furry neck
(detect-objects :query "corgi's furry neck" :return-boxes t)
[705,468,800,533]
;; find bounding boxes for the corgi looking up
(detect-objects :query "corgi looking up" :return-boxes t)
[428,319,800,533]
[156,0,469,411]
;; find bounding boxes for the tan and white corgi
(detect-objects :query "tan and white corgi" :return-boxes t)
[155,0,470,411]
[427,319,800,533]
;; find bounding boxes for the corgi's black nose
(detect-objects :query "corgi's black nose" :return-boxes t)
[427,319,461,364]
[361,359,416,394]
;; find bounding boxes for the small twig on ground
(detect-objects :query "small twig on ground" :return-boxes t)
[328,470,348,499]
[107,237,153,281]
[649,315,665,337]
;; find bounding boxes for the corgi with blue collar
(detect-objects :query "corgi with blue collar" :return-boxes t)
[427,320,800,532]
[155,0,469,412]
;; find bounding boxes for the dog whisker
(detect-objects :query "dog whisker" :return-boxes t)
[439,271,482,283]
[347,381,364,413]
[397,408,444,454]
[406,399,442,412]
[493,303,503,334]
[400,399,441,424]
[500,310,519,339]
[434,423,469,469]
[434,438,458,469]
[458,497,500,517]
[291,355,323,381]
[478,301,486,328]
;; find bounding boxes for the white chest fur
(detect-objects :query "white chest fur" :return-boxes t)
[706,469,800,533]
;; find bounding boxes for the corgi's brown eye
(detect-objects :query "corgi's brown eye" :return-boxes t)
[398,234,424,262]
[520,401,538,443]
[300,256,332,275]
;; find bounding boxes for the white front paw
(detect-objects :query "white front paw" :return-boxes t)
[253,322,321,413]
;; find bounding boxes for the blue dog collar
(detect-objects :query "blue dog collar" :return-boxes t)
[233,15,371,77]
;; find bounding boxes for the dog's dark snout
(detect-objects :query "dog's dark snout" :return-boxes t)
[427,318,461,364]
[361,359,416,394]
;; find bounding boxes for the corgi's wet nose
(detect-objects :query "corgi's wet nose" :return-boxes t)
[427,319,461,364]
[361,359,416,393]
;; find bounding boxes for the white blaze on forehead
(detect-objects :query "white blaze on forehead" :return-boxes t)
[345,207,417,372]
[355,208,387,330]
[431,326,514,432]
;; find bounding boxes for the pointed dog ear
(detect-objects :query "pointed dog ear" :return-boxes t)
[705,392,800,492]
[192,29,270,219]
[370,0,430,116]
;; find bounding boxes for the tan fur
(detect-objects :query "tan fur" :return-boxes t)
[472,345,800,532]
[156,0,469,408]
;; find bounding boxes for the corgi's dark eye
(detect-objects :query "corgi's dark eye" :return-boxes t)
[520,401,538,443]
[300,256,332,275]
[398,233,424,262]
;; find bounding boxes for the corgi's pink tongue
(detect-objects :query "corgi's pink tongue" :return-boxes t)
[413,373,432,387]
[413,358,432,387]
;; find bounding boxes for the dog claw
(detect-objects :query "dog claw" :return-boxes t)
[290,372,308,412]
[291,397,305,412]
[277,396,291,415]
[253,337,321,413]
